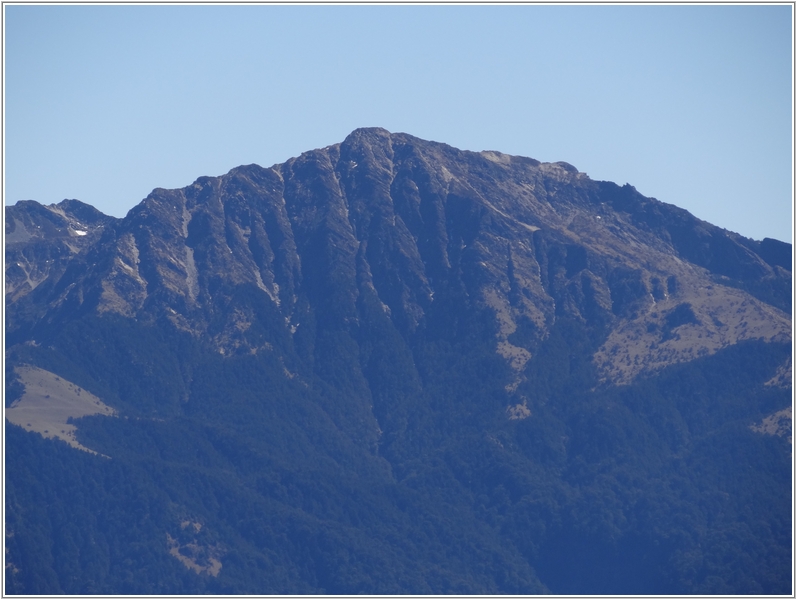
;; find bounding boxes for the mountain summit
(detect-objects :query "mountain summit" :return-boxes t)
[5,128,792,594]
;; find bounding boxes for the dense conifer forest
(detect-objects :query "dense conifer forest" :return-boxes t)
[6,313,791,594]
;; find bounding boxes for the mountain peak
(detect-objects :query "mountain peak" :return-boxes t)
[347,125,392,137]
[5,130,790,383]
[4,129,791,595]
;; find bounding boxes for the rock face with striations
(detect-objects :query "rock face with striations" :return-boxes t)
[7,128,789,381]
[4,128,792,595]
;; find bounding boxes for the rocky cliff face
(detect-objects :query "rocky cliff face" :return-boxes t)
[7,128,790,385]
[5,199,112,304]
[4,128,792,595]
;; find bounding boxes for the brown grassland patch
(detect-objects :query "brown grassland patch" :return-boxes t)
[6,365,116,455]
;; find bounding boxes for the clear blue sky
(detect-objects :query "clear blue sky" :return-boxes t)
[4,4,793,242]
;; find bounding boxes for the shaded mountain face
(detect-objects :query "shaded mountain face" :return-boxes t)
[4,128,792,594]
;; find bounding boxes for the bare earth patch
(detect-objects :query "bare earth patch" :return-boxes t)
[506,402,531,420]
[482,288,534,393]
[6,365,117,455]
[765,357,792,389]
[750,407,792,444]
[166,533,222,577]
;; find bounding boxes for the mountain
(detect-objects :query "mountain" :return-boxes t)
[4,128,792,594]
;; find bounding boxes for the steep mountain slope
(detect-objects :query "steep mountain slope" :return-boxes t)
[5,128,792,594]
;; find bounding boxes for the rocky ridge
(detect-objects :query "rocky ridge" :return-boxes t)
[6,128,790,389]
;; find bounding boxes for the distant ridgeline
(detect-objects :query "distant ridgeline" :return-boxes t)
[4,128,791,595]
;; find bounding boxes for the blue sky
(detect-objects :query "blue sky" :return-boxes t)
[4,4,793,242]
